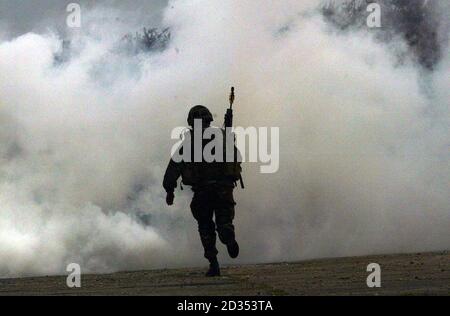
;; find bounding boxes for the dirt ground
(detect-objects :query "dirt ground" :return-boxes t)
[0,251,448,296]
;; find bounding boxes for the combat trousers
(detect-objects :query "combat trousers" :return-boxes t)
[190,185,236,261]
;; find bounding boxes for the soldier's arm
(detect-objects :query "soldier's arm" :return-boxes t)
[163,159,182,193]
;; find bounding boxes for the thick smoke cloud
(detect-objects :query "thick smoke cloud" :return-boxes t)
[0,0,168,38]
[0,0,448,277]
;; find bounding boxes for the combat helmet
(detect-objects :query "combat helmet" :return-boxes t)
[187,105,213,127]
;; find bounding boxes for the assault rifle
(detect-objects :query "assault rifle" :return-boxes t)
[224,87,245,189]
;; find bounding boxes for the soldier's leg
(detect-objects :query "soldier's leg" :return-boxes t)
[191,191,218,261]
[214,188,237,248]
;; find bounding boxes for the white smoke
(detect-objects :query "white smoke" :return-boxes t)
[0,0,448,277]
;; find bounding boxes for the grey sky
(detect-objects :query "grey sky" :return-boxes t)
[0,0,168,37]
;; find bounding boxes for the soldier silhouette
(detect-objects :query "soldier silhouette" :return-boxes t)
[163,105,242,277]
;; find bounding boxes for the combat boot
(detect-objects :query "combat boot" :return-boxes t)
[227,240,240,259]
[205,258,221,277]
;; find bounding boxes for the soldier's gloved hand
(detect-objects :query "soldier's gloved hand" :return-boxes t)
[166,192,175,206]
